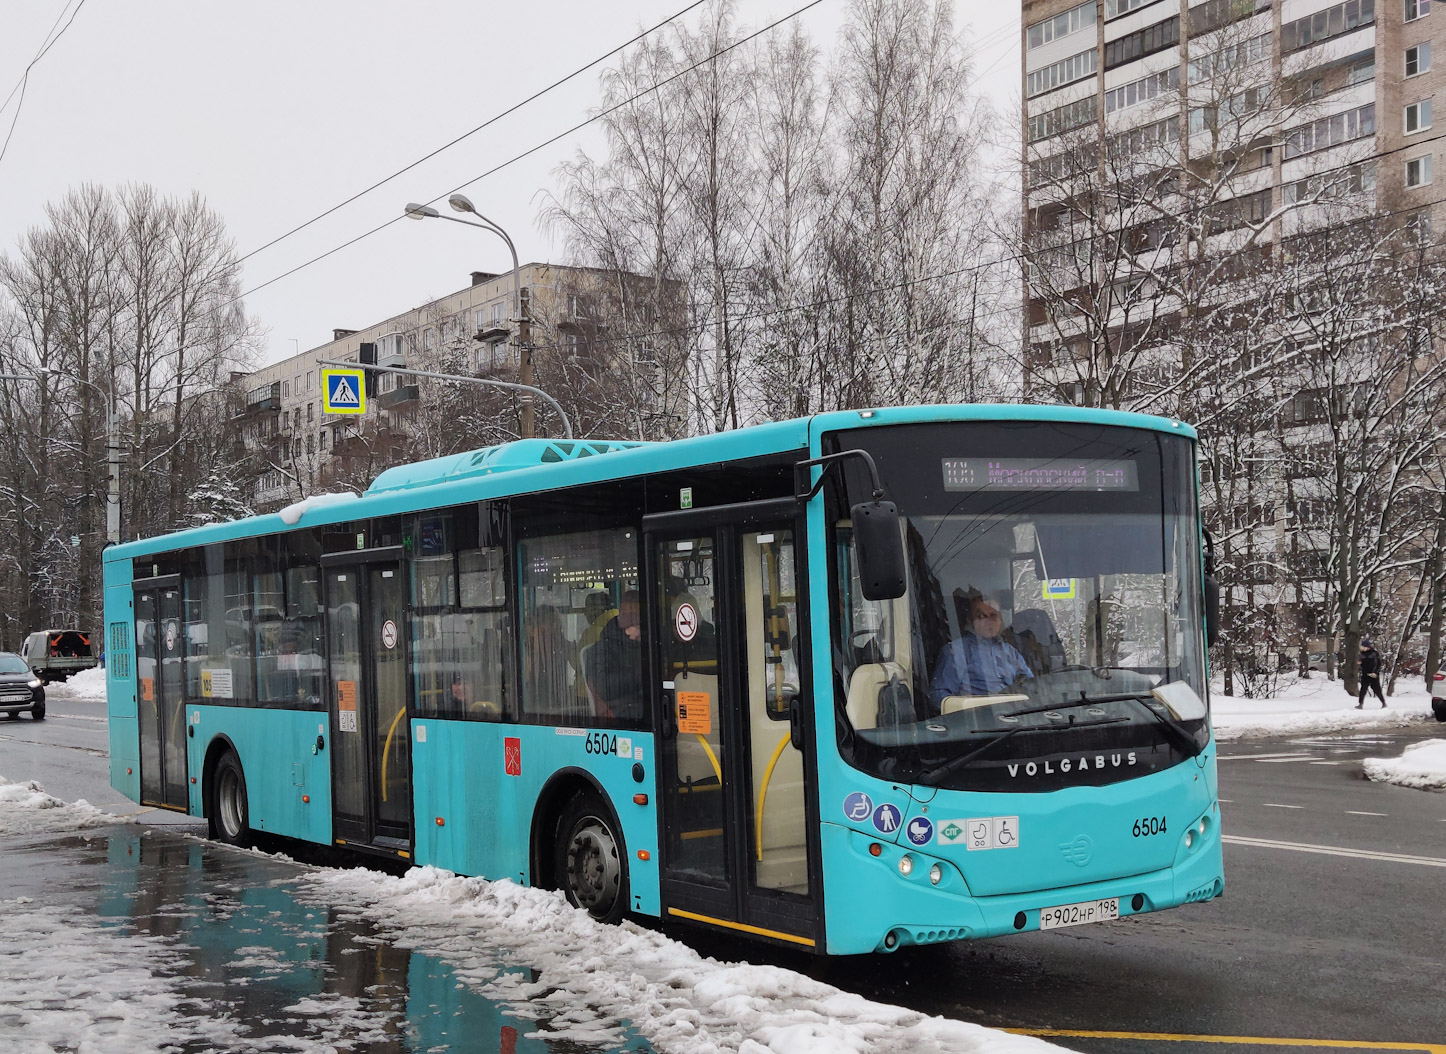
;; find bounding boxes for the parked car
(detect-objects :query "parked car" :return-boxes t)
[19,630,97,684]
[0,651,44,720]
[1432,672,1445,723]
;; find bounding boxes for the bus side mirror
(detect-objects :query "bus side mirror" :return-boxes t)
[1202,527,1220,648]
[1204,574,1220,648]
[851,500,906,601]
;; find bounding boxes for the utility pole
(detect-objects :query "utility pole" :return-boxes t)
[518,286,534,439]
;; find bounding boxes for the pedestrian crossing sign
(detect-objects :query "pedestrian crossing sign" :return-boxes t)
[322,368,367,415]
[1042,577,1076,599]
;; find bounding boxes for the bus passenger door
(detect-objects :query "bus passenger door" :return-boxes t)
[134,578,189,810]
[648,513,819,949]
[325,558,413,853]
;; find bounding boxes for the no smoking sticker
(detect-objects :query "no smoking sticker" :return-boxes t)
[381,620,398,649]
[674,602,698,642]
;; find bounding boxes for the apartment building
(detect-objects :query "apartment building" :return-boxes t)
[1021,0,1445,674]
[237,263,667,509]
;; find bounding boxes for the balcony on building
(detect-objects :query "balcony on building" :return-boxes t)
[379,383,420,409]
[244,381,282,414]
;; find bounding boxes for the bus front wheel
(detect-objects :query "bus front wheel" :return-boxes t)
[553,793,628,924]
[210,752,251,847]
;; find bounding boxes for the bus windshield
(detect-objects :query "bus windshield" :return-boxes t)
[830,420,1208,793]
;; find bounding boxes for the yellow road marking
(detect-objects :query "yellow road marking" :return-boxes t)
[1006,1028,1446,1052]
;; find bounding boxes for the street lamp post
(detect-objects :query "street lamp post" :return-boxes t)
[2,369,120,543]
[404,197,537,438]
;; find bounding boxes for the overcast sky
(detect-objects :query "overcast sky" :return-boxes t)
[0,0,1021,369]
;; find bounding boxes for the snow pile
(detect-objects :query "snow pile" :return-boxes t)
[42,664,107,701]
[0,775,114,835]
[1211,675,1435,741]
[1363,739,1446,791]
[297,866,1066,1054]
[0,904,253,1054]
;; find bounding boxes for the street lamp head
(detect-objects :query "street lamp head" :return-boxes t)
[448,193,477,215]
[404,202,440,220]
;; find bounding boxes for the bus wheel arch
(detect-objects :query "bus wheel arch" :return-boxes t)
[532,770,629,924]
[203,737,251,847]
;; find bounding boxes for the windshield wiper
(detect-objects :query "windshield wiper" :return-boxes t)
[1050,690,1205,758]
[914,715,1131,786]
[999,691,1204,759]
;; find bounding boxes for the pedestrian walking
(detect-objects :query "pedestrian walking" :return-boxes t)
[1356,639,1386,709]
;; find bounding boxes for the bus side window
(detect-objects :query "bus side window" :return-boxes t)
[517,527,642,727]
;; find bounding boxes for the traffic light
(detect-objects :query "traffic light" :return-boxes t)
[358,341,377,397]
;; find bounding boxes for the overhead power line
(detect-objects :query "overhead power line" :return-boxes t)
[0,0,89,166]
[236,0,710,267]
[233,0,826,306]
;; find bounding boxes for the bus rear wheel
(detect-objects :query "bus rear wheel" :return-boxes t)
[210,751,251,847]
[553,793,628,924]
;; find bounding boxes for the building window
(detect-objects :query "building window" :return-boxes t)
[1105,0,1160,18]
[1346,56,1376,85]
[424,328,435,350]
[306,402,314,423]
[1406,100,1432,133]
[492,302,506,324]
[1027,1,1096,49]
[1405,0,1429,20]
[306,434,314,454]
[282,380,289,398]
[319,430,328,451]
[1281,0,1374,53]
[1405,154,1433,187]
[1026,48,1097,97]
[1189,33,1270,84]
[1103,16,1180,71]
[1028,95,1098,142]
[1406,42,1431,75]
[1283,103,1375,159]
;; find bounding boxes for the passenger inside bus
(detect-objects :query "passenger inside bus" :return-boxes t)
[585,590,645,721]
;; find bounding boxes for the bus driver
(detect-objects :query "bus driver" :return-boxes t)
[930,591,1033,709]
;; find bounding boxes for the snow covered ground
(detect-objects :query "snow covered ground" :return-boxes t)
[1361,739,1446,791]
[0,772,1069,1054]
[1210,673,1437,740]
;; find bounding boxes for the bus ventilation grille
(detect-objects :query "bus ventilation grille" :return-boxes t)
[1183,879,1222,904]
[108,622,131,678]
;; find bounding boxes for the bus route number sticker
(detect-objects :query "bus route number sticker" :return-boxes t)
[676,691,711,734]
[674,602,698,642]
[337,680,358,732]
[381,620,398,650]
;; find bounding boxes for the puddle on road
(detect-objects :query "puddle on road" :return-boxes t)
[1,828,655,1053]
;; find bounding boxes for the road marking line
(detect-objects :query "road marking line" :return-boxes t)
[1224,834,1446,868]
[1006,1027,1446,1051]
[1262,803,1304,809]
[1218,752,1320,761]
[1309,761,1343,766]
[1346,811,1388,817]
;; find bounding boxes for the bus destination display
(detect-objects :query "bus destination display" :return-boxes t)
[942,457,1139,492]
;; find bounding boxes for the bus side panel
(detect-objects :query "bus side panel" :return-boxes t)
[187,704,333,844]
[411,720,661,917]
[104,559,141,803]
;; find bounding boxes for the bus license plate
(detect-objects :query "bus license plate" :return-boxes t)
[1039,897,1119,930]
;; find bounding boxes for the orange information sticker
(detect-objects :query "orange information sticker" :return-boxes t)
[336,680,358,733]
[140,677,154,702]
[676,691,712,735]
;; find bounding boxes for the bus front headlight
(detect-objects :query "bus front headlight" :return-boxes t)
[929,863,943,885]
[898,855,914,876]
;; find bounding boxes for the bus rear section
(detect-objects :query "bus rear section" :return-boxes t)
[811,415,1223,953]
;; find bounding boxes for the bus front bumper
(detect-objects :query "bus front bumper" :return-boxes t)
[819,822,1225,955]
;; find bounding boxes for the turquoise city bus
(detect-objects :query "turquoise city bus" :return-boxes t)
[103,405,1224,955]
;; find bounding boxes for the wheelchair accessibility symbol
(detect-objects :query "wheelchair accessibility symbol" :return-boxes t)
[842,792,873,823]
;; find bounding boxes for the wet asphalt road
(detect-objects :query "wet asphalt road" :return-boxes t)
[2,695,1444,1053]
